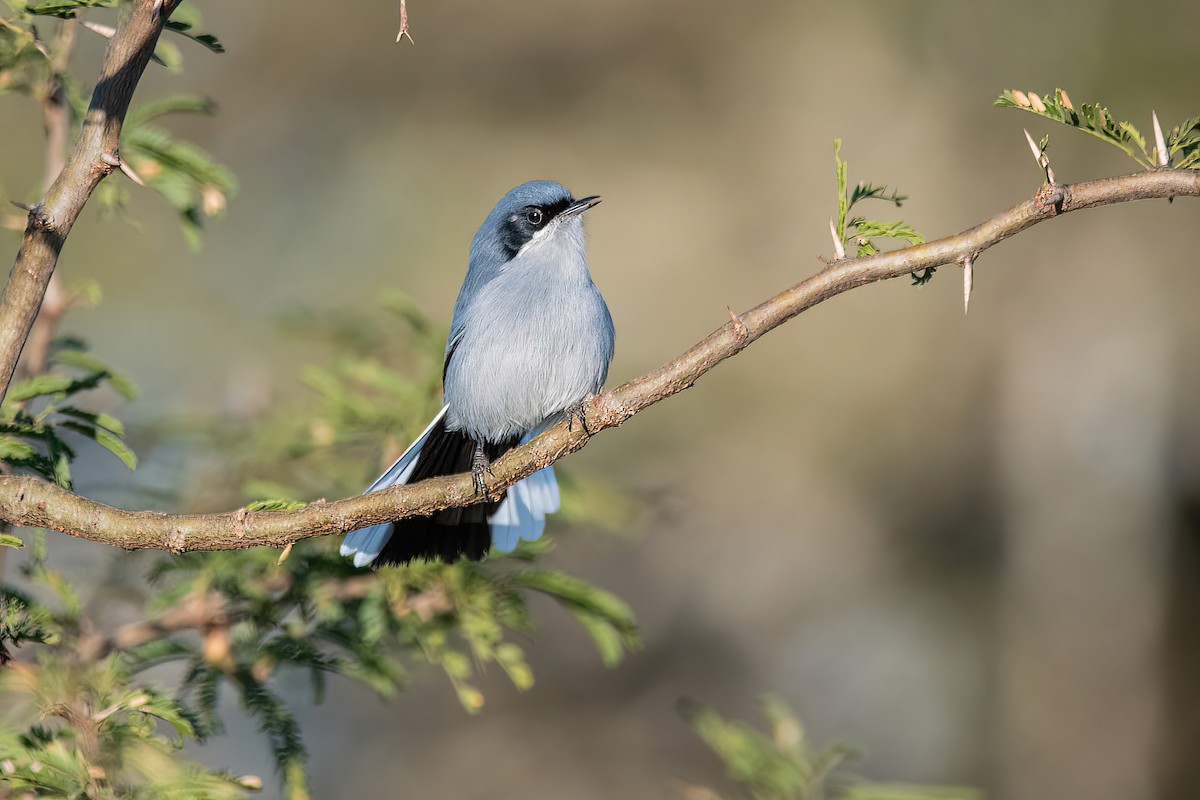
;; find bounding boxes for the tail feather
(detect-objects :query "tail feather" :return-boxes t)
[489,465,555,553]
[340,406,450,566]
[341,407,562,567]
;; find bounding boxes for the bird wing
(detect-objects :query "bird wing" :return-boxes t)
[341,405,450,566]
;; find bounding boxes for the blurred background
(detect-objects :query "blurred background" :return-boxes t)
[2,0,1199,797]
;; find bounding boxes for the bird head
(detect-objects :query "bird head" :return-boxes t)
[470,181,601,266]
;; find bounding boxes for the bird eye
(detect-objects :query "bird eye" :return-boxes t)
[526,208,544,226]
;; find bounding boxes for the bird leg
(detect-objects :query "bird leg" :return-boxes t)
[565,397,592,438]
[471,441,494,497]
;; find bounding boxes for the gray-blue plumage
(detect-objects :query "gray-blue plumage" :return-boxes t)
[340,181,613,566]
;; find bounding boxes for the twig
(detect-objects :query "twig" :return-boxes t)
[396,0,413,43]
[0,169,1194,552]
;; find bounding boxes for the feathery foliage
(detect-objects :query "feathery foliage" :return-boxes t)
[832,140,930,283]
[996,88,1200,170]
[680,697,980,800]
[0,337,138,503]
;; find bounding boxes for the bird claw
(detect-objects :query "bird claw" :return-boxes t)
[471,445,494,497]
[565,399,591,436]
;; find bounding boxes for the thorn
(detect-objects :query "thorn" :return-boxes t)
[1023,128,1042,164]
[1023,128,1055,184]
[119,159,146,187]
[9,200,32,211]
[151,0,164,22]
[727,306,749,342]
[829,218,845,259]
[1152,110,1168,167]
[276,543,293,566]
[962,254,974,315]
[81,20,116,39]
[101,152,147,186]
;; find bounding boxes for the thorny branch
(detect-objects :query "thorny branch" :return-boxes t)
[0,160,1195,550]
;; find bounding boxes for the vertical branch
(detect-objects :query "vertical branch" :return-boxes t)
[0,0,181,404]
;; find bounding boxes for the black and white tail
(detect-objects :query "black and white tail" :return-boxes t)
[339,406,560,566]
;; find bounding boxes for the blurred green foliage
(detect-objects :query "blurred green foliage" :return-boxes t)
[1,537,255,798]
[0,298,641,798]
[0,0,235,248]
[0,4,640,797]
[680,696,980,800]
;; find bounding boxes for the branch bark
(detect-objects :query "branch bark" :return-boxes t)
[0,0,179,402]
[0,168,1195,552]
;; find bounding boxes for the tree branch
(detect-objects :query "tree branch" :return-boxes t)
[0,0,180,403]
[0,168,1194,552]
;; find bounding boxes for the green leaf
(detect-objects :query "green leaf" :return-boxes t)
[22,0,117,19]
[52,449,71,488]
[244,498,307,512]
[995,88,1165,169]
[852,219,924,247]
[52,348,138,399]
[570,610,626,667]
[834,139,848,238]
[132,691,199,742]
[849,182,907,208]
[124,125,236,192]
[0,532,24,549]
[6,374,74,402]
[57,406,125,436]
[127,92,217,127]
[59,421,137,470]
[164,20,225,54]
[911,267,937,285]
[0,436,38,462]
[510,570,640,665]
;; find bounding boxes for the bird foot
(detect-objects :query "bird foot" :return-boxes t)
[471,444,495,497]
[565,397,592,437]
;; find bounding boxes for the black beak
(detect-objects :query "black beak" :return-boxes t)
[562,195,602,217]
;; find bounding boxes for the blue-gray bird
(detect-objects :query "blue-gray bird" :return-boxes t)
[340,181,614,566]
